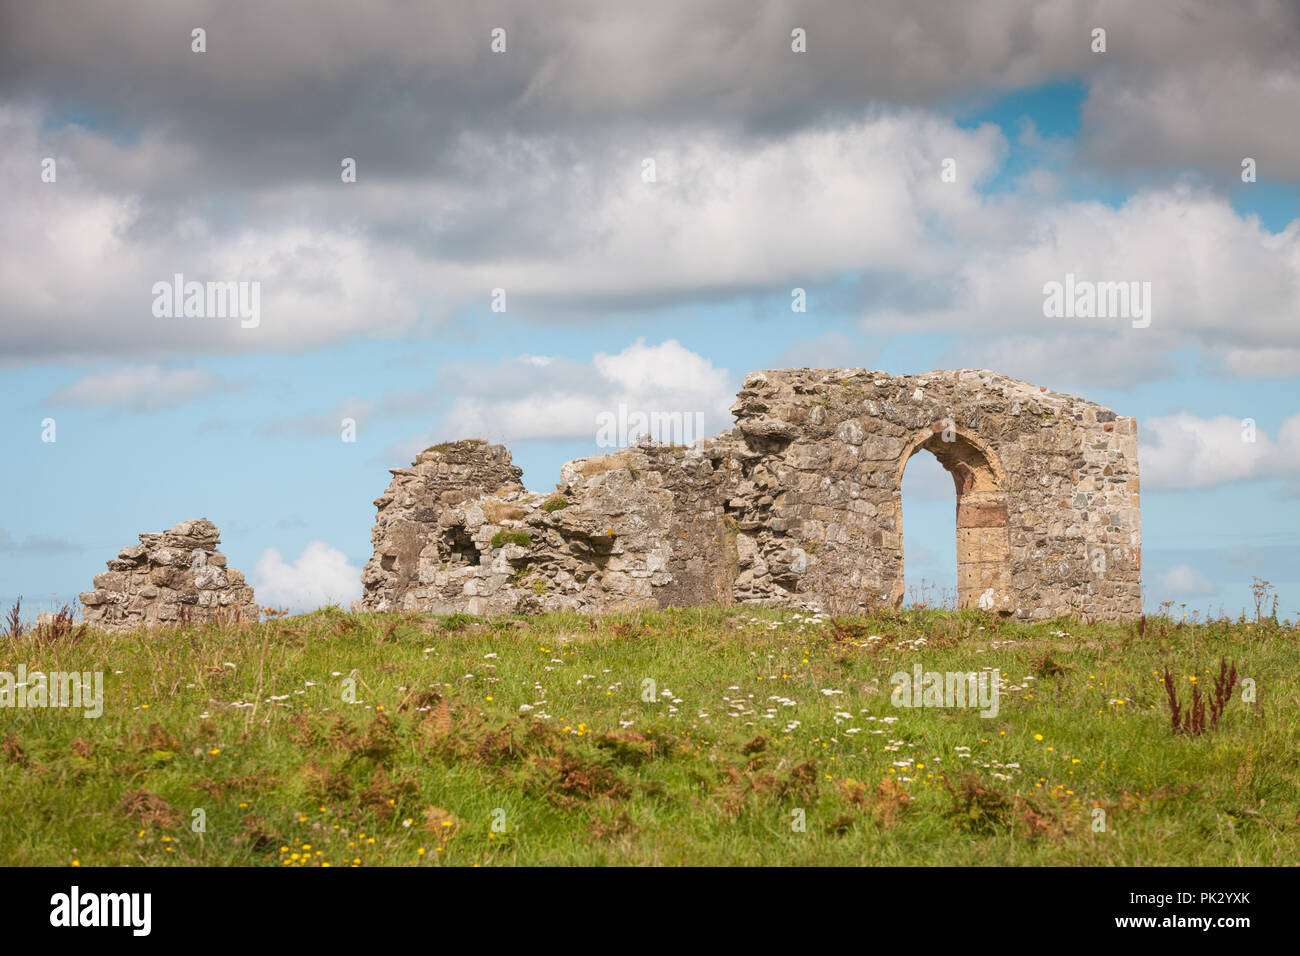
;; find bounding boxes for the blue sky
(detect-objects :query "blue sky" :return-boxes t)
[1,2,1297,619]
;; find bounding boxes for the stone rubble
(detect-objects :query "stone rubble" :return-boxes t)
[79,519,259,631]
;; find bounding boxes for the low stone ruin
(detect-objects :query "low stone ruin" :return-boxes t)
[356,368,1142,621]
[79,519,259,631]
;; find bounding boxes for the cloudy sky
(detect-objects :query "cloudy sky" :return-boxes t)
[1,0,1297,617]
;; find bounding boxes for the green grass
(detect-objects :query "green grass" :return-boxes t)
[490,530,531,549]
[1,606,1296,866]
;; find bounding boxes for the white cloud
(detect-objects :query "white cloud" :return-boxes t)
[592,338,729,397]
[252,541,361,612]
[1139,412,1300,488]
[3,39,1297,381]
[44,364,234,411]
[2,105,1008,357]
[1154,564,1218,599]
[865,186,1300,356]
[0,106,426,361]
[435,339,736,448]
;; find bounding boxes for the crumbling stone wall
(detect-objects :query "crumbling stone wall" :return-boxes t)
[80,519,259,630]
[357,369,1141,621]
[359,440,525,612]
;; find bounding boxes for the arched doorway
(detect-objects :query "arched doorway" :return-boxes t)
[893,424,1012,612]
[899,449,958,607]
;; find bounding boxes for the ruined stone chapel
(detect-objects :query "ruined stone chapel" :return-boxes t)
[357,368,1142,621]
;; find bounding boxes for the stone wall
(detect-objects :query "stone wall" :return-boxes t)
[356,369,1142,621]
[80,519,259,630]
[359,440,524,612]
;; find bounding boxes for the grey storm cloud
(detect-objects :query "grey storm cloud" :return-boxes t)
[1,0,1298,365]
[3,0,1298,179]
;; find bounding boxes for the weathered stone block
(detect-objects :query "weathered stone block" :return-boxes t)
[957,501,1009,529]
[956,527,1010,563]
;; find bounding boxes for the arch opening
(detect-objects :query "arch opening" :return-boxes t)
[894,426,1013,613]
[900,449,958,608]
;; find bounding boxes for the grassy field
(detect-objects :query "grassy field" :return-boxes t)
[1,605,1296,866]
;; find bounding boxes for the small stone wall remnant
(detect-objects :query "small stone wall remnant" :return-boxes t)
[79,519,258,630]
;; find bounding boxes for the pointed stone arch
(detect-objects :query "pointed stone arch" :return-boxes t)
[893,421,1013,613]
